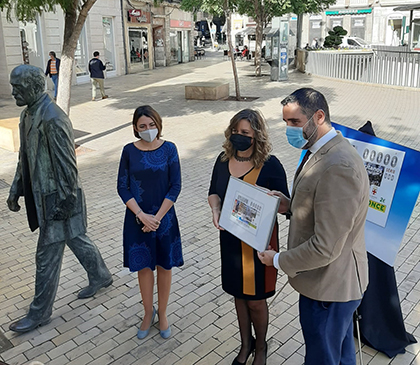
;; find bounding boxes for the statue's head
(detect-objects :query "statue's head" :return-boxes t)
[10,65,45,107]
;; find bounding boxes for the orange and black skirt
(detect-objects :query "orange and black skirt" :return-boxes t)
[219,224,278,300]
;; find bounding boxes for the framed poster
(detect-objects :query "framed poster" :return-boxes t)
[219,176,280,252]
[320,123,420,266]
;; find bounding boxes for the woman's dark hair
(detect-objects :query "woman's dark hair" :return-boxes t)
[132,105,163,139]
[49,51,56,58]
[222,109,271,168]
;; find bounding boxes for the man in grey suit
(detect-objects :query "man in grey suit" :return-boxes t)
[259,88,369,364]
[7,65,113,333]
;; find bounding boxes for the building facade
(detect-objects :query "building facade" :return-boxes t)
[0,0,195,98]
[297,0,420,49]
[0,0,125,97]
[122,0,194,73]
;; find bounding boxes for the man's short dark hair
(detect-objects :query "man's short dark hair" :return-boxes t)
[281,88,331,124]
[93,51,100,57]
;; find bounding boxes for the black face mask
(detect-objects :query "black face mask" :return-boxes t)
[230,134,253,151]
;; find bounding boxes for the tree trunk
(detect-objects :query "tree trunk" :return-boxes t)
[206,18,216,49]
[254,0,263,77]
[225,8,240,100]
[56,0,98,115]
[255,7,264,76]
[296,13,303,51]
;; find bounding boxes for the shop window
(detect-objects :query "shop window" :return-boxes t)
[103,17,116,71]
[170,31,179,63]
[329,17,343,30]
[19,19,43,68]
[75,26,89,76]
[129,28,149,69]
[412,19,420,50]
[351,17,365,39]
[309,16,322,46]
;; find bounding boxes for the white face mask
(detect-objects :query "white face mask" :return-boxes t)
[139,128,158,143]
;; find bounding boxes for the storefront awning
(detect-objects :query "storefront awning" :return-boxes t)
[394,4,420,11]
[326,9,372,16]
[237,27,272,35]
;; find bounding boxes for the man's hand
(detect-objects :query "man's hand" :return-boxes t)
[258,249,277,266]
[268,190,290,214]
[7,195,20,212]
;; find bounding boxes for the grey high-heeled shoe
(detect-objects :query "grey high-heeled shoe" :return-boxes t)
[137,306,156,339]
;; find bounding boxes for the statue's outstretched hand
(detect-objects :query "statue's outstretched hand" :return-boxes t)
[7,195,21,212]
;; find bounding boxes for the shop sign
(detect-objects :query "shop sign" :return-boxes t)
[128,9,150,23]
[170,19,192,28]
[326,9,372,16]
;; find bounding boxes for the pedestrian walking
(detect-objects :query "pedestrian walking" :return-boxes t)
[89,51,108,101]
[45,51,60,100]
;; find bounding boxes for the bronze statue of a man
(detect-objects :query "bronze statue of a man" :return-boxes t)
[7,65,113,333]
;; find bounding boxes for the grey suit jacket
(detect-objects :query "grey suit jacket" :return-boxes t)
[10,93,87,245]
[278,132,369,302]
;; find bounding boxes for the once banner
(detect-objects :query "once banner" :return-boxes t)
[332,123,420,266]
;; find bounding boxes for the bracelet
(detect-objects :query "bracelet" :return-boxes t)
[135,208,142,225]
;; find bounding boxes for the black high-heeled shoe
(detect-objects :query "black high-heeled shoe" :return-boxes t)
[232,337,256,365]
[252,341,267,365]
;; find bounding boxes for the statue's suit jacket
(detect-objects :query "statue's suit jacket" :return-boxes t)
[279,132,369,302]
[10,93,87,245]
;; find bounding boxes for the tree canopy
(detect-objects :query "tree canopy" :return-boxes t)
[236,0,289,26]
[0,0,98,115]
[289,0,337,15]
[180,0,226,16]
[0,0,75,22]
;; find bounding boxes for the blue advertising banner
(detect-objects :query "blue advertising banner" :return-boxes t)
[331,122,420,266]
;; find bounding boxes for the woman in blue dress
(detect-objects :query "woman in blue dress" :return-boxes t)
[117,105,183,340]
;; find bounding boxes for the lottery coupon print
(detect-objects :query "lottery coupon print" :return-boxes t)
[219,177,280,252]
[230,193,263,236]
[349,139,405,228]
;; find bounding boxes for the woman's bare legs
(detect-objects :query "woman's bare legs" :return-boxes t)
[157,266,172,331]
[138,268,154,330]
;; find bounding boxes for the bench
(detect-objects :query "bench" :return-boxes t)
[185,82,229,101]
[0,117,20,152]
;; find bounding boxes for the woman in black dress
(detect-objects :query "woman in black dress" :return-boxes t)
[208,109,289,365]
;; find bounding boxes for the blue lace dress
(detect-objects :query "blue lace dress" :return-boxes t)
[117,141,183,272]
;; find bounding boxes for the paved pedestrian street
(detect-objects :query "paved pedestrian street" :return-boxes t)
[1,52,420,365]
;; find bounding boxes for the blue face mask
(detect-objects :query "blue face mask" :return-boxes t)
[285,114,317,149]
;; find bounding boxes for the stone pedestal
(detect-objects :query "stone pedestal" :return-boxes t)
[185,82,229,100]
[0,117,20,152]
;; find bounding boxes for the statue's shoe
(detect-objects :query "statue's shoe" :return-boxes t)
[77,276,113,299]
[9,316,51,333]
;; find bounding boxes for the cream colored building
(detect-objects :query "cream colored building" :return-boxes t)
[297,0,420,48]
[0,0,196,98]
[0,0,125,97]
[122,0,194,73]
